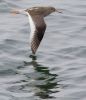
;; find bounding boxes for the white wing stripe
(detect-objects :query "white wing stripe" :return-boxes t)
[26,12,36,43]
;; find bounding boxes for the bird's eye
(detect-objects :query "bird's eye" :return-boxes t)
[50,7,55,11]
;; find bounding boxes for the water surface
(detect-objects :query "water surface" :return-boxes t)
[0,0,86,100]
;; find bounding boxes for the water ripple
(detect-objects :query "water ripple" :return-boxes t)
[0,0,86,100]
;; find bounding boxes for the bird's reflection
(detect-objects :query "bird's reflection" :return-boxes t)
[10,54,60,99]
[22,55,60,99]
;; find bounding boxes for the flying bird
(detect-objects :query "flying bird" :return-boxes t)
[11,6,62,54]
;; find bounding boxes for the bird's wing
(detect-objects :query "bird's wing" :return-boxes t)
[30,15,46,54]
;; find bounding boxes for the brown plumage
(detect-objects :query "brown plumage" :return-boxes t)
[25,6,58,54]
[12,6,62,54]
[30,15,46,54]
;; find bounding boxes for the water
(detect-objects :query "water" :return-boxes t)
[0,0,86,100]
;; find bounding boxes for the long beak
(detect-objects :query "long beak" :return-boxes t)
[55,9,62,13]
[11,8,27,15]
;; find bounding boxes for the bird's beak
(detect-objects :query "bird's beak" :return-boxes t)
[55,9,62,13]
[11,8,27,15]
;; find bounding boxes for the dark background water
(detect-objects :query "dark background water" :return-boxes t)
[0,0,86,100]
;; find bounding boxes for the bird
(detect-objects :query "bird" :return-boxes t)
[11,6,62,54]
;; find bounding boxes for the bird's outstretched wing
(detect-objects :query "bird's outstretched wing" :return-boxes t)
[29,15,46,54]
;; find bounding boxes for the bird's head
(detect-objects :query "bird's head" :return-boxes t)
[47,7,62,13]
[43,6,62,16]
